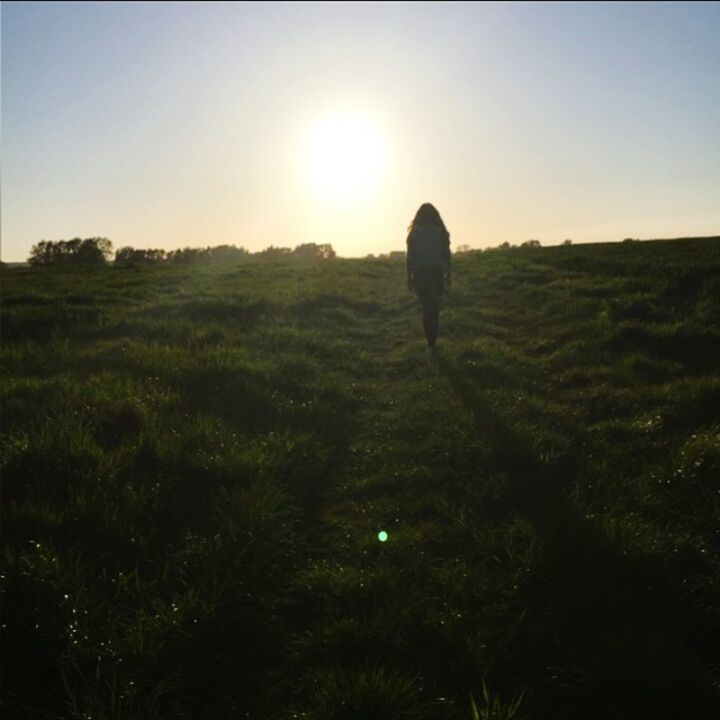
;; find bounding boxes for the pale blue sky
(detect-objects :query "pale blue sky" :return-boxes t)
[2,1,719,261]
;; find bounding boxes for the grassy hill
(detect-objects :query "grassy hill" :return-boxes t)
[2,238,720,719]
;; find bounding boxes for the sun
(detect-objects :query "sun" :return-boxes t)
[305,110,384,201]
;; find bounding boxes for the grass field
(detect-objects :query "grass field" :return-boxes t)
[2,238,720,719]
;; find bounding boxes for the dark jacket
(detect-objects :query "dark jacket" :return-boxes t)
[406,224,451,274]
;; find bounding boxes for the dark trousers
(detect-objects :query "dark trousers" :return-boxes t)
[412,267,444,348]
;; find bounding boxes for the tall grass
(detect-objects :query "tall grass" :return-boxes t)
[2,238,720,718]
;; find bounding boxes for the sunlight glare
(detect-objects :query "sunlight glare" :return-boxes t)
[305,111,384,202]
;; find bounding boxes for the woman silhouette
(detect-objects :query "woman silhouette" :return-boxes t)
[406,203,451,354]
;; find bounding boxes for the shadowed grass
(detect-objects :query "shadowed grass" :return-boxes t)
[2,238,720,718]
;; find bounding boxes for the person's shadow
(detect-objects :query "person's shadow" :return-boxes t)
[436,352,720,716]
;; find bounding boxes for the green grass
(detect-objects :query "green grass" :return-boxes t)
[2,238,720,719]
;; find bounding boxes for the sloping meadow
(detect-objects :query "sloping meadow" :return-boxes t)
[2,239,719,718]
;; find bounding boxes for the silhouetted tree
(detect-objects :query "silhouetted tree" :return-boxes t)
[29,238,112,265]
[255,245,293,261]
[521,239,541,248]
[115,247,167,264]
[28,241,54,266]
[167,247,205,263]
[292,243,336,260]
[208,245,249,263]
[78,238,113,264]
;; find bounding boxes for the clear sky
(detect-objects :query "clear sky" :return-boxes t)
[2,1,719,261]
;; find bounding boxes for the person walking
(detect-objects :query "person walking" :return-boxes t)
[406,203,451,355]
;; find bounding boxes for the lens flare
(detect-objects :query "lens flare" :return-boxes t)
[377,530,388,543]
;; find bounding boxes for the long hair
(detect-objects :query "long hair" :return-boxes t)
[407,203,448,235]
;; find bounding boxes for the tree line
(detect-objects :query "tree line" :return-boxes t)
[28,238,336,266]
[27,238,114,266]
